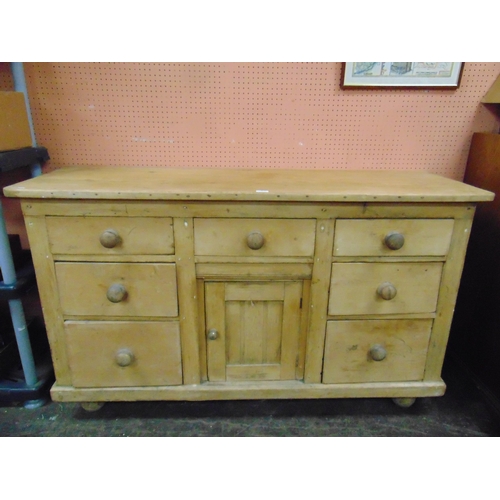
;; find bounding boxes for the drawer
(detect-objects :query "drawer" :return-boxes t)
[328,262,443,316]
[55,263,178,317]
[46,216,174,255]
[65,321,182,387]
[322,319,432,383]
[194,218,316,257]
[333,219,454,256]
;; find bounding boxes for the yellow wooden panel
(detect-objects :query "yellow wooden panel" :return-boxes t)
[206,280,304,382]
[296,280,311,380]
[226,364,281,381]
[225,301,242,365]
[226,300,283,365]
[65,321,182,387]
[264,302,283,365]
[240,301,265,364]
[225,282,285,301]
[173,217,200,385]
[322,319,432,383]
[194,218,316,257]
[328,262,443,316]
[304,219,335,383]
[46,216,174,255]
[0,91,32,151]
[21,199,474,220]
[195,263,312,280]
[205,282,226,382]
[424,213,475,379]
[55,263,178,317]
[280,282,303,380]
[23,215,72,385]
[51,379,447,402]
[333,219,454,257]
[197,279,208,382]
[5,167,494,202]
[482,73,500,103]
[51,378,447,402]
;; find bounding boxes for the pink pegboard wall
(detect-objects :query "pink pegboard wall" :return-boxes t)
[3,63,500,179]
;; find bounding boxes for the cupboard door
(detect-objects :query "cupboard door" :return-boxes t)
[205,281,303,382]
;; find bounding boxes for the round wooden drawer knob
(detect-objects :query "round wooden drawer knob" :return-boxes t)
[377,282,397,300]
[369,344,387,362]
[107,283,128,303]
[100,229,121,248]
[115,348,134,367]
[207,328,219,340]
[384,232,404,250]
[247,231,265,250]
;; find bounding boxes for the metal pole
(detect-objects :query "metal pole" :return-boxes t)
[10,62,42,177]
[0,201,38,386]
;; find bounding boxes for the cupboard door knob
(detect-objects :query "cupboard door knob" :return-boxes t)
[247,231,265,250]
[107,283,128,303]
[100,229,121,248]
[377,282,397,300]
[369,344,387,362]
[115,348,134,367]
[207,329,219,340]
[384,232,404,250]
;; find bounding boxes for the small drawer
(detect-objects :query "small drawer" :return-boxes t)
[333,219,454,257]
[322,319,432,383]
[55,262,178,317]
[65,321,182,387]
[328,262,443,316]
[46,216,174,255]
[194,218,316,257]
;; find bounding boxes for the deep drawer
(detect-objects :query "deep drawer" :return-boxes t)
[65,321,182,387]
[55,262,178,317]
[194,218,316,257]
[328,262,443,316]
[46,216,174,255]
[333,219,454,257]
[322,319,432,383]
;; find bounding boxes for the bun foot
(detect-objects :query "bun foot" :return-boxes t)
[81,402,105,412]
[392,397,416,408]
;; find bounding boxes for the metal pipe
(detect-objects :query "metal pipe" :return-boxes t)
[9,299,38,386]
[10,62,42,177]
[0,202,16,285]
[0,194,38,386]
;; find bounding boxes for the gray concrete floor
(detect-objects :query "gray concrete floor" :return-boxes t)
[1,357,499,437]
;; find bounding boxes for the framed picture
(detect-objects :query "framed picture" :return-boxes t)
[341,62,464,89]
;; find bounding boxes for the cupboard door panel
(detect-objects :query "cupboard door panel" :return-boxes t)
[205,282,226,382]
[225,300,283,365]
[205,281,303,382]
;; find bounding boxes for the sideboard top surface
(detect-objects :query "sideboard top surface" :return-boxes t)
[3,166,494,203]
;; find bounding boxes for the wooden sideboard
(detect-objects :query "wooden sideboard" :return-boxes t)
[4,167,494,410]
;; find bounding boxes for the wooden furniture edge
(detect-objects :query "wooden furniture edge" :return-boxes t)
[4,167,495,203]
[50,380,446,402]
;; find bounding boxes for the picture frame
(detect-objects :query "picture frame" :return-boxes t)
[341,62,464,90]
